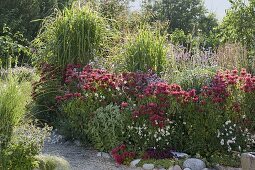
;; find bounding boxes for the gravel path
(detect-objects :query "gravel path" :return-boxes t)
[42,133,142,170]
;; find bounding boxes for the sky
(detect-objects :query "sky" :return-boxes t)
[130,0,232,21]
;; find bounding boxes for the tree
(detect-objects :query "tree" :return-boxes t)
[0,0,71,39]
[220,0,255,51]
[142,0,218,35]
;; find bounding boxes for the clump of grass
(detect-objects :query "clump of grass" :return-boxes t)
[124,28,167,74]
[35,155,70,170]
[0,75,31,149]
[34,3,107,69]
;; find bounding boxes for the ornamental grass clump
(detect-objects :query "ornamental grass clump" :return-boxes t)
[0,76,31,149]
[124,29,167,74]
[34,4,107,69]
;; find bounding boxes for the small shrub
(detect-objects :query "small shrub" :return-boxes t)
[124,29,167,74]
[58,98,92,142]
[0,122,52,169]
[87,104,130,151]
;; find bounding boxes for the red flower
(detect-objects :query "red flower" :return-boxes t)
[121,102,128,108]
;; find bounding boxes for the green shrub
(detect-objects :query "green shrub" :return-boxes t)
[0,76,31,149]
[57,98,94,142]
[124,29,167,74]
[0,122,52,170]
[87,104,130,151]
[34,4,107,69]
[0,25,32,68]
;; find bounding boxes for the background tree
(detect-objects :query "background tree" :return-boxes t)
[142,0,218,35]
[219,0,255,52]
[0,0,72,40]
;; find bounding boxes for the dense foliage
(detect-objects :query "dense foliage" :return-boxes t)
[0,26,31,68]
[0,0,255,169]
[0,0,71,39]
[0,76,51,169]
[54,65,255,163]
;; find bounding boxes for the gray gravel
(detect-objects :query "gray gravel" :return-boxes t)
[42,133,142,170]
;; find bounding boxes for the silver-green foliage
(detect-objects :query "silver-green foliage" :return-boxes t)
[1,122,52,169]
[34,4,106,68]
[87,104,129,151]
[124,29,167,74]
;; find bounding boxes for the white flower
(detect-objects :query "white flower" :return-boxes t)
[238,146,242,151]
[220,139,224,146]
[227,139,234,145]
[225,120,231,125]
[217,130,220,138]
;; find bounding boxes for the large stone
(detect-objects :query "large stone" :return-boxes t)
[96,152,111,159]
[183,158,206,170]
[168,165,182,170]
[130,159,141,168]
[143,163,155,170]
[171,151,189,158]
[184,168,192,170]
[241,152,255,170]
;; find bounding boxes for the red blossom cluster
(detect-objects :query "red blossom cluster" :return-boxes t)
[57,65,255,129]
[132,82,198,127]
[200,69,255,105]
[111,144,136,165]
[122,72,164,97]
[55,92,82,102]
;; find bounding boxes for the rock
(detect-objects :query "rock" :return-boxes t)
[96,152,111,159]
[74,140,82,146]
[184,168,192,170]
[97,152,102,157]
[159,168,167,170]
[183,158,206,170]
[168,165,182,170]
[171,151,189,158]
[130,159,141,168]
[241,152,255,170]
[203,168,216,170]
[143,163,155,170]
